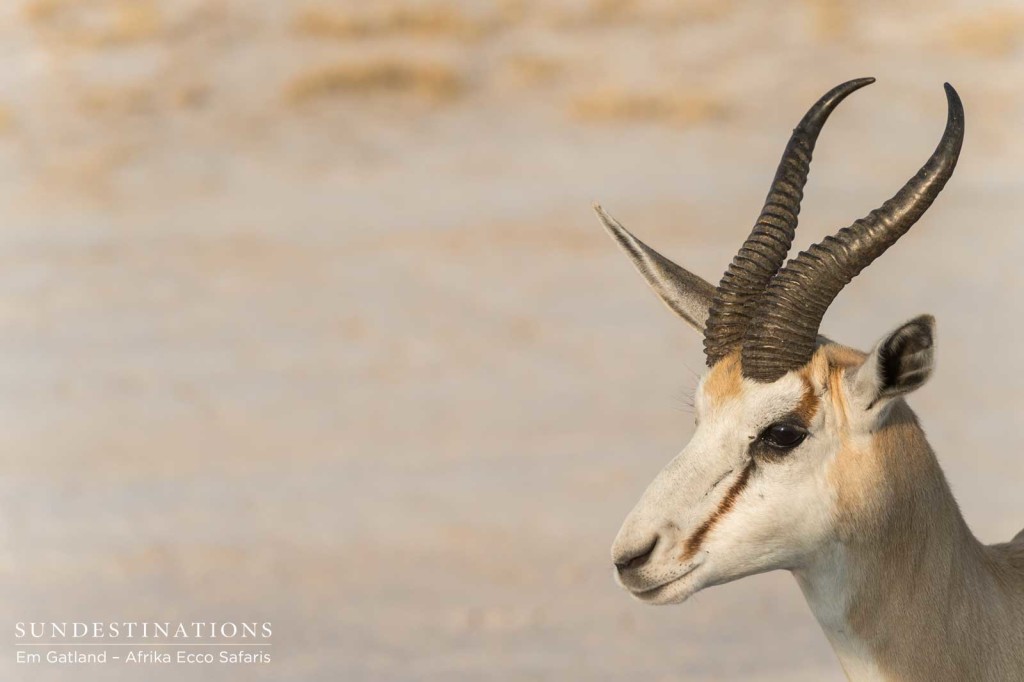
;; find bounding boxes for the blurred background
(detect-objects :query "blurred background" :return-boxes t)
[1,1,1023,680]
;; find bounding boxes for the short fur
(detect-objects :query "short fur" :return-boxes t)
[801,348,1024,680]
[611,333,1024,680]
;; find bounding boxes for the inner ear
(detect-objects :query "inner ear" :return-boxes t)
[872,315,936,401]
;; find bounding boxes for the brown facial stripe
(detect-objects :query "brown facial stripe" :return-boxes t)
[680,460,755,562]
[795,375,820,424]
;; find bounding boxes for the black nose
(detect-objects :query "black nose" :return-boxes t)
[614,537,658,572]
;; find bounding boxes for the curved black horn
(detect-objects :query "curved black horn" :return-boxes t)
[703,78,875,366]
[741,83,965,382]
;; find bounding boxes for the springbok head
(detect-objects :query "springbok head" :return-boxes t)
[600,79,964,605]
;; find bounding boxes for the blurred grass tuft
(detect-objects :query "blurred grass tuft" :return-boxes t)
[24,0,162,47]
[285,59,465,104]
[292,3,491,41]
[569,88,728,127]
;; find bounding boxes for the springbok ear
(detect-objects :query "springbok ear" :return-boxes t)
[594,204,714,332]
[851,315,936,409]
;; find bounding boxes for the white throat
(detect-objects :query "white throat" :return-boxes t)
[794,545,885,681]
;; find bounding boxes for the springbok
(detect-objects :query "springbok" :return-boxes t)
[597,79,1024,680]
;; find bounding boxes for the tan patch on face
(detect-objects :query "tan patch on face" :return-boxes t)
[797,343,864,427]
[795,374,820,425]
[703,352,743,408]
[801,349,832,389]
[814,343,879,535]
[828,440,878,538]
[825,365,851,433]
[832,401,928,534]
[825,345,864,427]
[822,344,867,368]
[799,344,866,429]
[801,344,865,387]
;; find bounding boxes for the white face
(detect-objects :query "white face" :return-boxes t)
[610,354,848,605]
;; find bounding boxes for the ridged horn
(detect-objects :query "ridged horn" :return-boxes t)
[703,78,876,366]
[741,83,965,382]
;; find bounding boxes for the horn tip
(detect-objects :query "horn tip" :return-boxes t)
[840,76,875,91]
[941,82,964,127]
[943,82,961,105]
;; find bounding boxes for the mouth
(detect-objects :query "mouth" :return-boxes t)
[626,558,705,605]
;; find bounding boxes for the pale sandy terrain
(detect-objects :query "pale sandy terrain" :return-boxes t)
[1,1,1023,680]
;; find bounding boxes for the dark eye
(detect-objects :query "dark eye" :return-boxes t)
[759,423,808,450]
